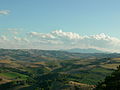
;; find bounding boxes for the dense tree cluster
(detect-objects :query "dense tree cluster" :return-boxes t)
[95,65,120,90]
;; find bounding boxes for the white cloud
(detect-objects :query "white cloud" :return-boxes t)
[0,35,8,41]
[27,30,120,52]
[0,10,10,15]
[51,30,84,39]
[0,30,120,52]
[29,32,55,39]
[14,36,21,41]
[13,36,29,43]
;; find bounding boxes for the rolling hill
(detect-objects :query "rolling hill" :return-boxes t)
[0,49,120,90]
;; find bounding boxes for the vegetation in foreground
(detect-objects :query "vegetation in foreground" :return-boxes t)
[95,65,120,90]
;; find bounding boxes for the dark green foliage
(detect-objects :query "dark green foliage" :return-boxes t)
[0,80,27,90]
[95,65,120,90]
[34,72,69,90]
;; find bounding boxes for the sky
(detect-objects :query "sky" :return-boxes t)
[0,0,120,52]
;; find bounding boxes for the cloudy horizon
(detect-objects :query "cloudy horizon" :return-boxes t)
[0,29,120,53]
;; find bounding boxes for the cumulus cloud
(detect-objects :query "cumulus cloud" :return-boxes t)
[27,30,120,52]
[0,10,10,15]
[51,30,83,39]
[0,30,120,52]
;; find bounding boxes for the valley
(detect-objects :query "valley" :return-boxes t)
[0,49,120,90]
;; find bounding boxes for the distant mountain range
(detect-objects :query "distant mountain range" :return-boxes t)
[64,48,107,53]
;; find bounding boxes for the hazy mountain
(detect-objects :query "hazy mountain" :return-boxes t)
[64,48,107,53]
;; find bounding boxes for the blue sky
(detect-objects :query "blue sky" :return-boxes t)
[0,0,120,36]
[0,0,120,52]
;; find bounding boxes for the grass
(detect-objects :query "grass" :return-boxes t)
[9,85,33,90]
[0,72,28,80]
[111,58,120,62]
[0,60,12,63]
[74,60,92,65]
[100,64,120,69]
[91,67,112,74]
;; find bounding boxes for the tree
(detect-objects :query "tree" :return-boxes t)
[95,65,120,90]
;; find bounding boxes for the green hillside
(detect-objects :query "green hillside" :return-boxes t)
[0,49,120,90]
